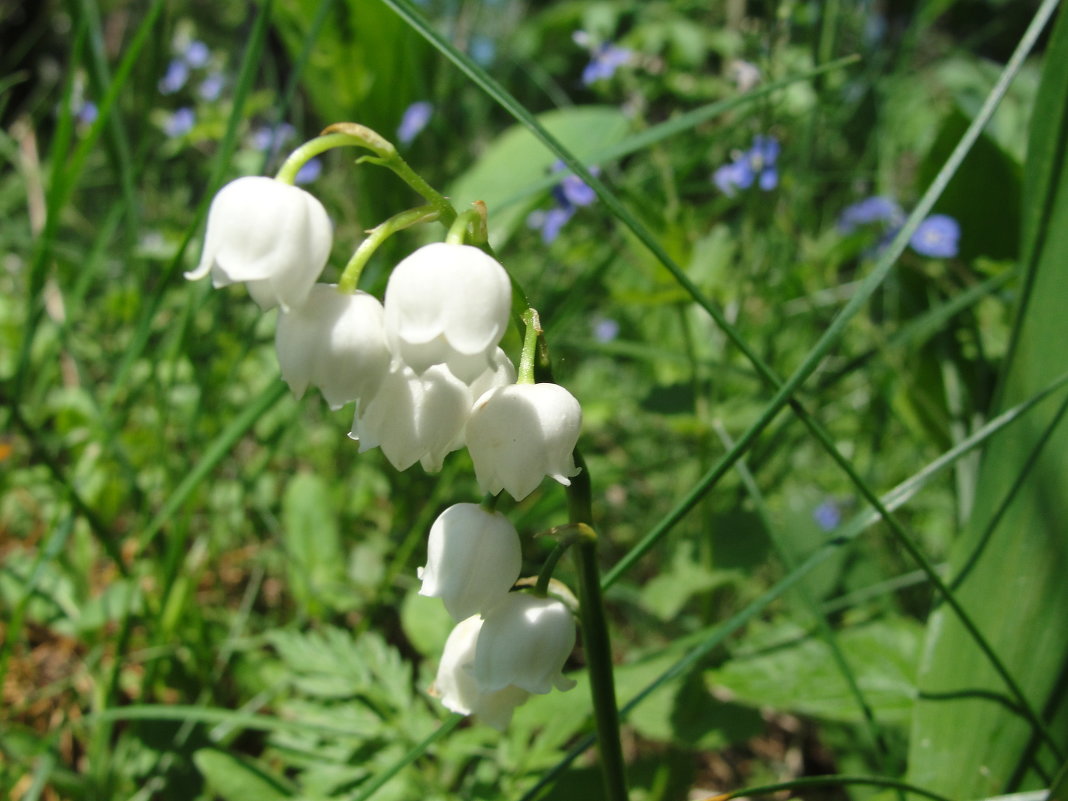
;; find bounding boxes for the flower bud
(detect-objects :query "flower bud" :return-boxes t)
[275,285,390,409]
[186,176,332,312]
[474,593,577,695]
[433,615,530,730]
[384,243,511,382]
[350,362,470,472]
[465,383,582,501]
[418,503,522,621]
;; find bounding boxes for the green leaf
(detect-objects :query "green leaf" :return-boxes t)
[193,749,294,801]
[281,471,345,618]
[708,618,924,724]
[907,6,1068,797]
[446,106,630,247]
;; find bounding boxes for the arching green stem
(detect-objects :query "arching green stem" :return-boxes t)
[274,123,456,229]
[533,523,594,597]
[337,205,439,293]
[446,207,481,245]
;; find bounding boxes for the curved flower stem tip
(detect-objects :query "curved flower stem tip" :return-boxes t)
[445,203,489,246]
[517,307,542,385]
[533,522,596,598]
[337,204,440,294]
[274,122,457,228]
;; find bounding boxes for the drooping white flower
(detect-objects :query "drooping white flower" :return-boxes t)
[186,176,332,312]
[350,362,470,472]
[275,285,391,409]
[383,243,512,382]
[473,593,577,695]
[466,348,517,400]
[418,503,522,621]
[466,383,582,501]
[433,615,530,730]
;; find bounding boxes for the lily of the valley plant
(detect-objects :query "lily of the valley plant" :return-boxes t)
[187,122,628,799]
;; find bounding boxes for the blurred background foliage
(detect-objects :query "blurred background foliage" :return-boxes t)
[1,0,1066,799]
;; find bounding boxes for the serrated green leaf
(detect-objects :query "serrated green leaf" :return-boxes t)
[907,7,1068,797]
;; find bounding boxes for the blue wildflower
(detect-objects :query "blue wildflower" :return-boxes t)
[159,59,189,94]
[397,101,433,145]
[713,135,780,197]
[527,161,599,244]
[164,107,195,138]
[76,100,98,125]
[573,31,633,85]
[295,157,323,185]
[813,499,841,531]
[910,214,960,258]
[198,72,225,102]
[592,317,620,343]
[183,40,210,68]
[837,196,904,233]
[251,123,295,154]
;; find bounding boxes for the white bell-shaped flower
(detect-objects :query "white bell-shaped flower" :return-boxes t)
[466,348,517,399]
[433,615,530,730]
[186,176,332,312]
[418,503,522,621]
[466,383,582,501]
[383,243,512,382]
[275,285,391,409]
[350,362,470,472]
[473,593,577,695]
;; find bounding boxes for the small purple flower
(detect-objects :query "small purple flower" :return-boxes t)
[183,40,210,68]
[159,59,189,95]
[527,161,599,243]
[713,136,779,197]
[164,107,195,138]
[814,499,842,531]
[295,157,322,185]
[553,165,598,208]
[574,30,633,85]
[397,101,433,145]
[838,196,904,233]
[909,214,960,258]
[251,123,295,154]
[76,100,98,125]
[527,207,575,245]
[713,159,753,197]
[751,136,779,190]
[592,317,620,343]
[198,72,225,102]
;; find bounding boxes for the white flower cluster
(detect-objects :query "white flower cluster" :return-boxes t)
[190,173,584,729]
[418,504,577,729]
[188,176,583,499]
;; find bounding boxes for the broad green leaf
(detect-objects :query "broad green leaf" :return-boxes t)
[907,7,1068,797]
[708,618,924,724]
[193,749,294,801]
[281,471,345,618]
[447,106,630,247]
